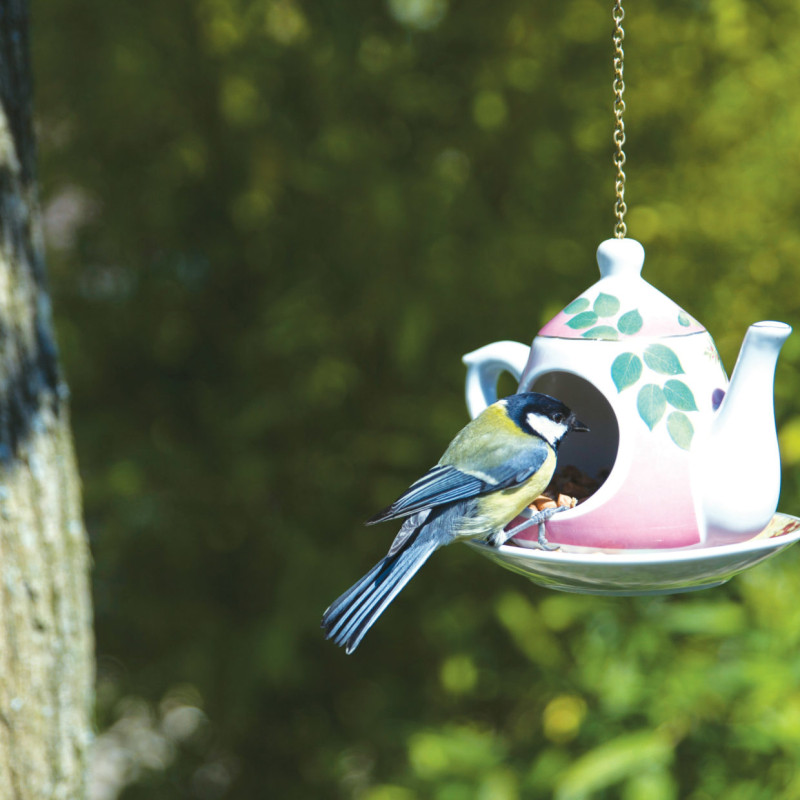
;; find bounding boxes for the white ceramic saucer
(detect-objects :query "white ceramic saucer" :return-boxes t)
[467,512,800,596]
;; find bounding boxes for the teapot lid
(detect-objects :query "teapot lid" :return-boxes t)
[538,238,704,340]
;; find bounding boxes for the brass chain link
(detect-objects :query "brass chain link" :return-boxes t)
[612,0,627,238]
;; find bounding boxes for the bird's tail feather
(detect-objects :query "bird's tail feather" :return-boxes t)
[321,532,440,654]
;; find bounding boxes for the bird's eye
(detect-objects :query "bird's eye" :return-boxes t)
[553,413,564,424]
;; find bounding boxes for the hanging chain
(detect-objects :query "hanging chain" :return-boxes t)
[612,0,627,238]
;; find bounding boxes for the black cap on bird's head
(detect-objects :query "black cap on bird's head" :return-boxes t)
[502,392,589,448]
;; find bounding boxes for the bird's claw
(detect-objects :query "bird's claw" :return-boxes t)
[536,519,560,551]
[490,505,567,550]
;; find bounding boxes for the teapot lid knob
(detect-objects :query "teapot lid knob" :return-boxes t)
[596,238,645,279]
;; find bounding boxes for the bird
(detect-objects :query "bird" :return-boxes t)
[321,392,588,654]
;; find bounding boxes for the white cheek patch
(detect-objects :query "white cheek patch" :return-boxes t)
[526,412,568,447]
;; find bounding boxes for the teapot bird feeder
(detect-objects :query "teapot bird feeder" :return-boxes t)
[462,2,800,595]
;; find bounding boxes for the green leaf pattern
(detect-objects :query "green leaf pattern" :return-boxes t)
[582,325,619,340]
[637,384,666,430]
[667,412,694,450]
[560,292,638,340]
[617,309,643,335]
[564,297,590,315]
[609,344,698,450]
[593,293,621,317]
[611,353,642,392]
[643,344,684,375]
[663,379,697,411]
[566,311,599,330]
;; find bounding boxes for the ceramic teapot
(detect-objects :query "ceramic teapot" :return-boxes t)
[463,238,791,550]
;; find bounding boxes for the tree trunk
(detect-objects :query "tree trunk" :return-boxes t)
[0,2,93,798]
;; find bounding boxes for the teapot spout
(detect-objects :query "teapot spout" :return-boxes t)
[698,321,792,542]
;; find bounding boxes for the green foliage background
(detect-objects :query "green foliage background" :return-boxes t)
[29,0,800,797]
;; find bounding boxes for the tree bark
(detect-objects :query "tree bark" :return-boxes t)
[0,2,93,798]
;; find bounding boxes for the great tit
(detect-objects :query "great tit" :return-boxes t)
[322,392,588,653]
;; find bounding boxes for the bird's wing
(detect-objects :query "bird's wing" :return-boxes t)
[367,446,548,526]
[366,465,484,524]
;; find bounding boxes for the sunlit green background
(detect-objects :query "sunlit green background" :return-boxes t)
[30,0,800,797]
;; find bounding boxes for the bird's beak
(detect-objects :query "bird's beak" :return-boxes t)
[571,416,590,433]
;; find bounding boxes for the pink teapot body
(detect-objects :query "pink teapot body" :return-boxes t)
[463,239,791,550]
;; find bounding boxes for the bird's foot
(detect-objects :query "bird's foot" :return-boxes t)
[490,505,566,550]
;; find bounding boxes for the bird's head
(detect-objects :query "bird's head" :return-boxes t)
[503,392,589,448]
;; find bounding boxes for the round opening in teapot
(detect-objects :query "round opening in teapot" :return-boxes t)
[529,372,619,483]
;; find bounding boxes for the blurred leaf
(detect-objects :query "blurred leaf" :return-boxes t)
[622,768,677,800]
[408,726,506,779]
[554,730,674,800]
[364,786,417,800]
[494,591,562,667]
[439,654,478,695]
[542,695,587,744]
[659,600,746,636]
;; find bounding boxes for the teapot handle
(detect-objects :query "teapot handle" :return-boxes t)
[462,341,531,419]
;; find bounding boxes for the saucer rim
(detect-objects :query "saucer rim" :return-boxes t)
[469,511,800,566]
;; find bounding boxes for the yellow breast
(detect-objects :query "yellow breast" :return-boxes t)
[457,446,557,539]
